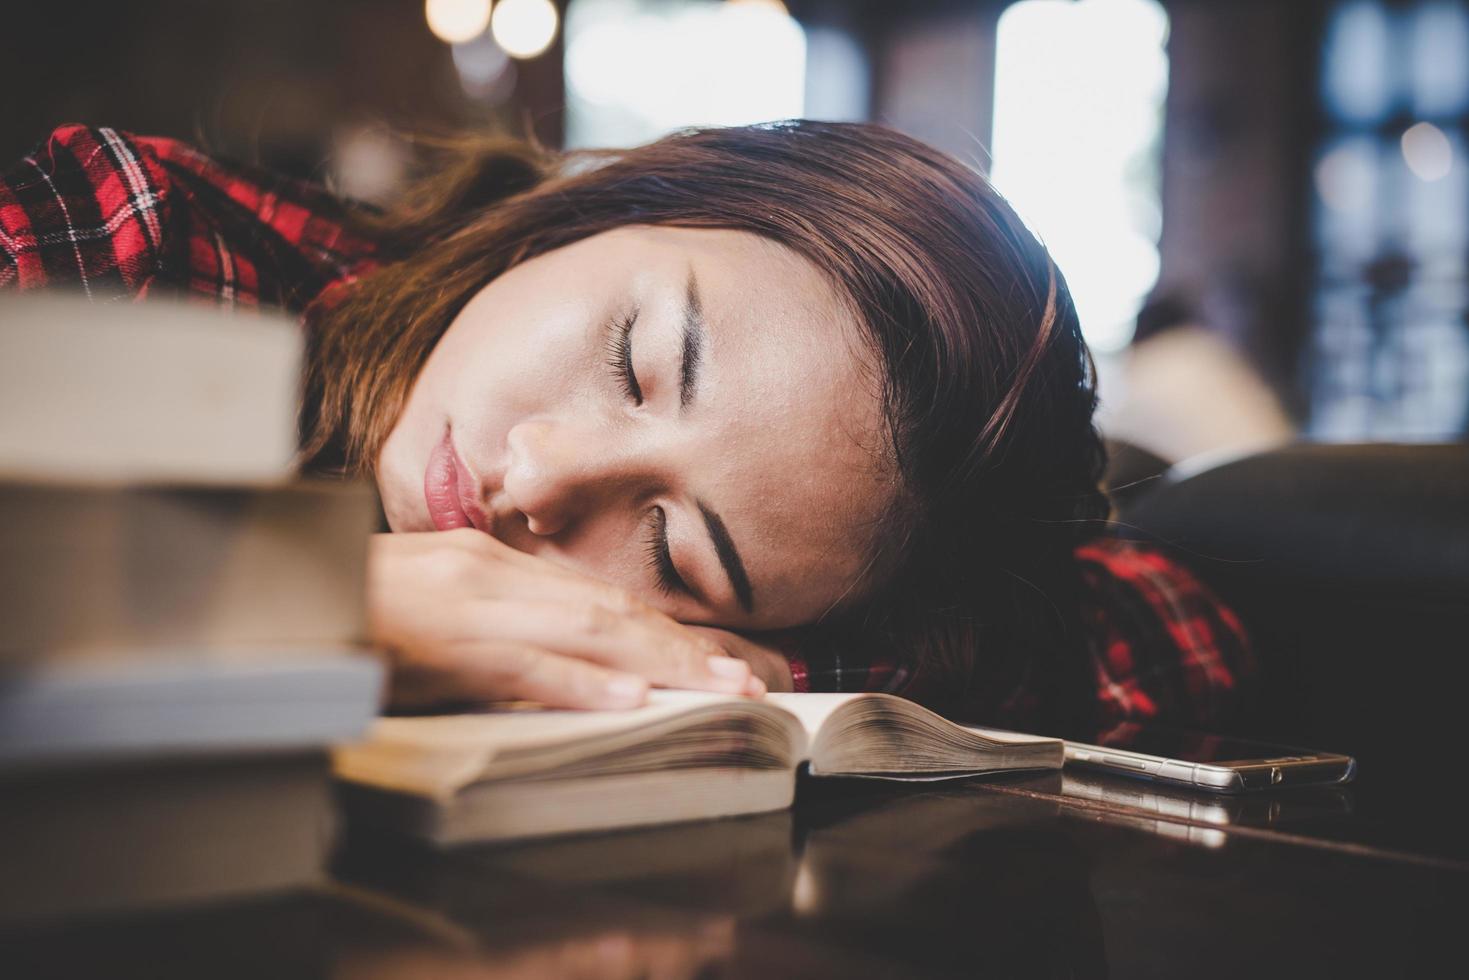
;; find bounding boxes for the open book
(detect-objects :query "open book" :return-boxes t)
[333,691,1062,846]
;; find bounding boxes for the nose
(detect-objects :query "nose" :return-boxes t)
[502,418,650,536]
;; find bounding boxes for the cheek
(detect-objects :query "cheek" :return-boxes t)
[439,284,602,420]
[375,422,431,532]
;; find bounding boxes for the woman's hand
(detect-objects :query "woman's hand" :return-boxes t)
[368,529,763,710]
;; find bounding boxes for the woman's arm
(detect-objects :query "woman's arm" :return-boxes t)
[1075,538,1255,733]
[1,125,378,308]
[0,126,173,295]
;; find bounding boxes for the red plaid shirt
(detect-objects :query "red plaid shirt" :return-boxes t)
[0,124,380,303]
[785,538,1253,732]
[2,126,1255,734]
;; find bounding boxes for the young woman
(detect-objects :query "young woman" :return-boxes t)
[0,122,1251,738]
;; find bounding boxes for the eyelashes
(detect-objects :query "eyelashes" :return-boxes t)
[606,310,686,599]
[642,506,689,597]
[605,310,643,405]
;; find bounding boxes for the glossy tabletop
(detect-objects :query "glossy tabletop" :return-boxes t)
[9,763,1469,979]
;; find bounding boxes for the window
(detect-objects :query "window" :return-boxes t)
[1309,0,1469,439]
[990,0,1170,354]
[563,0,806,149]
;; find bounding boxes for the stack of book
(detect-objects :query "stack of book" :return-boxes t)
[0,297,384,922]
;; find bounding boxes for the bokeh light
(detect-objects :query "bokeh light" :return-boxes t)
[1316,140,1377,213]
[452,32,516,102]
[1402,121,1454,182]
[492,0,560,59]
[425,0,493,45]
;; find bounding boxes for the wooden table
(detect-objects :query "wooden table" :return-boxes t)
[9,768,1468,978]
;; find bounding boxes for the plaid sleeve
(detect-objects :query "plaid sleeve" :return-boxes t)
[1074,538,1254,734]
[132,132,380,308]
[1,125,378,309]
[0,125,173,297]
[794,538,1253,733]
[788,643,909,695]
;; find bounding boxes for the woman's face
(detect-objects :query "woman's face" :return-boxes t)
[376,226,893,630]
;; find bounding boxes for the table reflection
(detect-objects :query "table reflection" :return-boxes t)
[1058,768,1355,839]
[331,913,736,980]
[13,769,1440,980]
[332,774,1110,978]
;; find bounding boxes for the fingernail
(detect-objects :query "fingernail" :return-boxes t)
[744,676,767,698]
[706,656,750,681]
[605,674,648,704]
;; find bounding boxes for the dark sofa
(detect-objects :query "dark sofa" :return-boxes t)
[1113,442,1469,805]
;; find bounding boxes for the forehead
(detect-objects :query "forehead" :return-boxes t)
[616,226,896,624]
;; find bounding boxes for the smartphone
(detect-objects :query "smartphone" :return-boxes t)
[1060,769,1355,828]
[1063,728,1356,793]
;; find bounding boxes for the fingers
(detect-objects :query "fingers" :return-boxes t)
[466,599,756,695]
[689,627,795,694]
[371,530,764,708]
[392,641,650,711]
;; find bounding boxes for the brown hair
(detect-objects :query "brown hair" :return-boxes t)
[304,121,1108,730]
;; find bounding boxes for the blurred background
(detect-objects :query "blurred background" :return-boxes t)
[4,0,1467,455]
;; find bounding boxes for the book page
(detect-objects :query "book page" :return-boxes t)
[957,724,1065,745]
[762,692,1064,777]
[335,691,766,798]
[365,690,744,754]
[764,693,869,743]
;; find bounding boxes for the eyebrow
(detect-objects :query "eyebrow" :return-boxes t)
[697,500,755,614]
[678,270,749,613]
[679,269,705,410]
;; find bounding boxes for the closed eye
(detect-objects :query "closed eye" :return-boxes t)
[642,506,690,597]
[605,310,643,405]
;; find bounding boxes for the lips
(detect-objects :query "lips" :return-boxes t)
[423,427,491,533]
